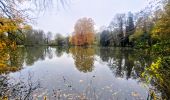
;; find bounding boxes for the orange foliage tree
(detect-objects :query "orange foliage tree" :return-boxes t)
[70,17,95,46]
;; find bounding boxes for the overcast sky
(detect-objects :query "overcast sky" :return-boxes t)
[32,0,149,36]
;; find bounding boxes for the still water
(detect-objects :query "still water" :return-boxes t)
[0,46,157,99]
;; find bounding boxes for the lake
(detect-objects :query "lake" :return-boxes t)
[0,46,164,99]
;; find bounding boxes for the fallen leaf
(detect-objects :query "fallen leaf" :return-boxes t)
[131,92,139,97]
[79,80,83,83]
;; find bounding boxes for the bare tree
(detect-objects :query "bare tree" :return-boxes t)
[0,0,69,19]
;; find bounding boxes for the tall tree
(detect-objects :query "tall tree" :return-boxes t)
[109,14,126,46]
[47,32,52,44]
[71,17,95,46]
[125,12,135,46]
[152,1,170,42]
[55,33,64,46]
[100,30,110,46]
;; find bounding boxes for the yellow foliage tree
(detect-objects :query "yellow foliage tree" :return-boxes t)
[152,2,170,41]
[0,16,30,72]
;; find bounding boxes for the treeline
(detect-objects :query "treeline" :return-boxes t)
[16,18,94,46]
[99,0,170,50]
[15,29,50,45]
[1,0,169,49]
[99,12,135,47]
[11,28,70,46]
[68,0,170,50]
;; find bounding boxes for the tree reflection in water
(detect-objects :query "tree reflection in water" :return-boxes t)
[97,47,170,99]
[0,46,169,99]
[70,47,95,73]
[54,46,69,57]
[25,46,48,66]
[0,46,54,74]
[0,47,25,74]
[97,47,152,79]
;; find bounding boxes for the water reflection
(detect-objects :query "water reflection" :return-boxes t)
[0,47,25,74]
[0,46,169,99]
[25,46,47,65]
[70,47,95,73]
[54,46,69,57]
[0,46,53,73]
[97,48,152,79]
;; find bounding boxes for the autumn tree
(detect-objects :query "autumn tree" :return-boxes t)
[0,0,68,70]
[71,17,95,46]
[0,0,68,46]
[152,1,170,43]
[0,17,30,68]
